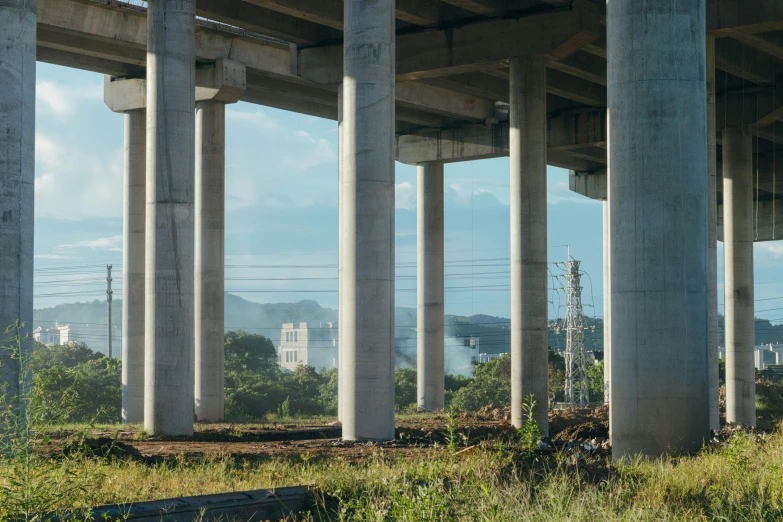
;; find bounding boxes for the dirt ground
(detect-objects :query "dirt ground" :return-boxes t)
[50,406,610,461]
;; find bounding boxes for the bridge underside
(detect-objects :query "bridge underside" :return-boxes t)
[1,0,778,456]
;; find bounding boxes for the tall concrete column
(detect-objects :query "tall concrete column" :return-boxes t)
[337,85,344,422]
[194,101,226,422]
[509,56,549,435]
[723,127,755,427]
[0,0,35,404]
[602,199,610,406]
[342,0,396,441]
[192,60,244,423]
[122,109,146,424]
[608,0,710,457]
[707,34,720,431]
[145,0,196,436]
[417,162,445,411]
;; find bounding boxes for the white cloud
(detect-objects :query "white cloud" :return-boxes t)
[35,132,124,219]
[756,243,783,258]
[226,108,278,130]
[36,81,101,117]
[56,235,123,253]
[281,130,336,171]
[395,181,416,210]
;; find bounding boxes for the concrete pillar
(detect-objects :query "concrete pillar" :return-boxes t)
[602,199,610,407]
[337,85,344,422]
[417,162,445,411]
[0,0,35,403]
[707,34,720,432]
[145,0,196,436]
[723,127,755,427]
[122,109,146,424]
[608,0,710,457]
[509,56,549,435]
[341,0,396,441]
[194,101,226,422]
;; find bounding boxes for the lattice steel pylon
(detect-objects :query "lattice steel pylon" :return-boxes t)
[563,251,590,407]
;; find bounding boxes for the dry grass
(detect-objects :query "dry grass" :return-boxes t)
[2,422,783,521]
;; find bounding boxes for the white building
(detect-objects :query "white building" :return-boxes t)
[720,343,783,371]
[33,325,63,345]
[278,322,338,371]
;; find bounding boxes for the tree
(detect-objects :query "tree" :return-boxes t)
[224,330,277,374]
[395,368,417,411]
[587,360,604,402]
[450,355,511,411]
[32,342,103,370]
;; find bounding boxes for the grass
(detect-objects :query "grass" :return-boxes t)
[2,423,783,520]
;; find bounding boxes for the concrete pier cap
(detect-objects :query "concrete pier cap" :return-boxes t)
[105,59,247,111]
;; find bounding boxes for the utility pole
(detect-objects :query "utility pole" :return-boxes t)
[562,248,590,407]
[106,264,113,358]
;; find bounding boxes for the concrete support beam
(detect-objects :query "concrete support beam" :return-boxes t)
[417,162,445,412]
[38,0,295,80]
[395,0,441,27]
[602,199,610,406]
[196,0,340,46]
[396,109,606,165]
[719,197,783,242]
[715,38,778,86]
[509,56,548,435]
[121,110,146,424]
[105,78,147,424]
[608,0,709,457]
[243,0,344,30]
[439,0,504,17]
[144,0,196,437]
[0,0,36,407]
[708,0,783,35]
[337,85,344,422]
[723,127,756,427]
[194,101,226,422]
[193,64,243,422]
[707,35,720,432]
[341,0,396,442]
[569,169,606,200]
[299,2,601,83]
[36,46,143,77]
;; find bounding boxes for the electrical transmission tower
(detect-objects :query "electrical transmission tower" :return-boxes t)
[563,250,590,407]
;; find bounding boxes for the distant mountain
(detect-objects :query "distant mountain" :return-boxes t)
[34,295,606,360]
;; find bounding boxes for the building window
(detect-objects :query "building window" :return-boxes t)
[294,332,298,343]
[294,351,298,362]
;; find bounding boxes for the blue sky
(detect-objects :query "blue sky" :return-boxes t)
[32,63,783,326]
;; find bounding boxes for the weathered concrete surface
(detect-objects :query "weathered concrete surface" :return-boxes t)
[707,34,720,432]
[569,169,607,200]
[194,61,244,423]
[341,0,396,441]
[395,110,606,168]
[144,0,196,437]
[417,162,445,412]
[509,56,549,435]
[104,77,147,424]
[603,199,611,407]
[718,196,783,242]
[194,101,226,422]
[722,127,755,427]
[608,0,710,457]
[0,0,36,402]
[121,109,146,424]
[337,84,344,422]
